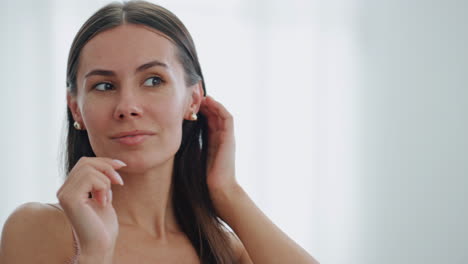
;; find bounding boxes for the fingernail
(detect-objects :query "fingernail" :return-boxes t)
[113,159,127,166]
[108,189,113,203]
[113,171,124,185]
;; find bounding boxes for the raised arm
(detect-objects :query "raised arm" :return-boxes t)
[213,184,319,264]
[199,96,319,264]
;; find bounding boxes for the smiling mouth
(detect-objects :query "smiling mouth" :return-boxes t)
[113,134,152,146]
[110,130,156,139]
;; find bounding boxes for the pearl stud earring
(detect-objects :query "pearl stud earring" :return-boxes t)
[191,112,198,121]
[73,121,82,130]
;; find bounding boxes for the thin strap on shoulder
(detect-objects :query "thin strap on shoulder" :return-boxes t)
[46,203,81,263]
[47,203,63,211]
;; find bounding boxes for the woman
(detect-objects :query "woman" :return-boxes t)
[0,1,318,263]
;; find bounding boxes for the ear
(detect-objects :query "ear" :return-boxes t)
[67,92,85,129]
[185,80,203,119]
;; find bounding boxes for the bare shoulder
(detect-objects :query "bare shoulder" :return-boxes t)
[0,202,75,264]
[226,231,253,264]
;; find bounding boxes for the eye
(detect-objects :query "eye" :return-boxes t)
[143,76,163,87]
[94,82,114,91]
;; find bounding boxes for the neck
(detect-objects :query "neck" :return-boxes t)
[111,157,180,240]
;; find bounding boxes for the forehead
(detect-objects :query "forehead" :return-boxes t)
[78,24,178,77]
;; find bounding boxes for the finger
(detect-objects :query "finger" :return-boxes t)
[204,96,234,132]
[103,165,124,186]
[200,97,225,131]
[108,189,113,204]
[93,189,107,207]
[95,157,127,170]
[75,165,111,199]
[66,169,110,202]
[78,156,127,171]
[207,96,233,121]
[88,173,112,206]
[84,158,125,185]
[199,107,218,132]
[199,98,218,122]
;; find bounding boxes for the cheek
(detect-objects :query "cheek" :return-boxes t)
[157,98,185,135]
[80,100,111,154]
[154,96,187,151]
[81,100,109,130]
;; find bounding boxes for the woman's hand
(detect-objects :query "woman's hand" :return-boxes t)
[56,157,125,262]
[199,96,239,198]
[200,96,319,264]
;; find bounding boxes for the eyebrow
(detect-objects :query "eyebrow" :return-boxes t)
[84,60,168,79]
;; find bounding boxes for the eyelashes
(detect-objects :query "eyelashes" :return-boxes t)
[92,76,165,91]
[143,76,163,87]
[94,82,114,91]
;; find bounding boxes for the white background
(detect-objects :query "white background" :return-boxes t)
[1,0,467,263]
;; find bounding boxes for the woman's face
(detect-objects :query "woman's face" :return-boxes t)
[68,24,202,172]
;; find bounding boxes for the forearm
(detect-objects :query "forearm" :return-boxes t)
[211,185,319,264]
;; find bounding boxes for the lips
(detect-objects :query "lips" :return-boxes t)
[110,130,155,146]
[110,130,156,139]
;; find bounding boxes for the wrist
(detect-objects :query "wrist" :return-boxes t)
[209,182,243,201]
[209,183,246,220]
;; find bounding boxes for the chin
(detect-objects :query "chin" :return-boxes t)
[115,152,176,174]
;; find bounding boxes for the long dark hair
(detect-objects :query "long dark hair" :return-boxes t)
[65,1,236,263]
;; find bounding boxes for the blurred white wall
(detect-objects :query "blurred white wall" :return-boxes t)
[356,0,468,263]
[0,0,467,263]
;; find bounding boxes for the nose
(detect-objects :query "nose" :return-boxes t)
[113,90,143,120]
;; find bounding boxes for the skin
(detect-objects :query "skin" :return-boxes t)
[0,23,319,264]
[69,24,216,262]
[70,24,195,239]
